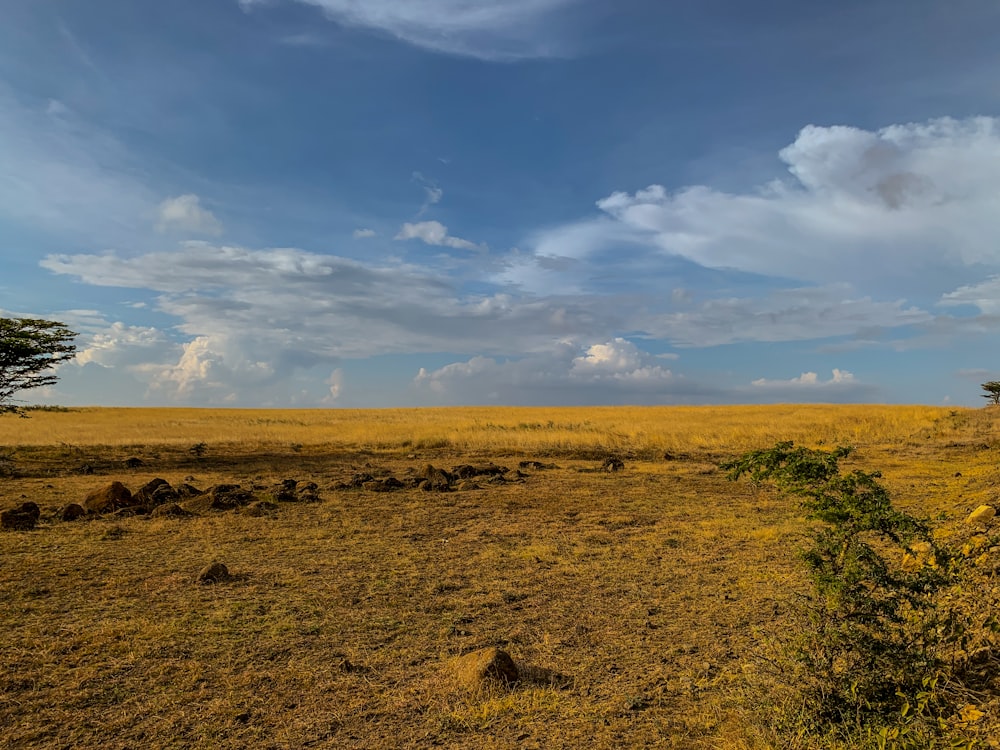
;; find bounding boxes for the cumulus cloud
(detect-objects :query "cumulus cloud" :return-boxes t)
[73,321,176,369]
[245,0,581,60]
[747,369,878,402]
[353,228,376,239]
[751,369,857,388]
[528,117,1000,290]
[395,220,482,250]
[155,194,223,236]
[414,338,701,405]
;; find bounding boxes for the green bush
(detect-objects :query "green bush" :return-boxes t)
[724,442,996,747]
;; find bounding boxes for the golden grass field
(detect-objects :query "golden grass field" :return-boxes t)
[1,404,998,749]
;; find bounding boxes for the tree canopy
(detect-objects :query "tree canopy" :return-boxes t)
[0,317,77,414]
[982,381,1000,406]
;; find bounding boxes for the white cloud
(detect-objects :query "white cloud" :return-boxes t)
[532,117,1000,289]
[324,368,344,403]
[752,369,857,388]
[155,194,223,236]
[414,339,698,405]
[939,275,1000,314]
[251,0,581,60]
[38,237,948,405]
[747,369,877,402]
[40,242,624,383]
[143,335,276,399]
[353,228,377,238]
[73,321,176,369]
[643,284,932,347]
[395,220,482,250]
[413,171,443,214]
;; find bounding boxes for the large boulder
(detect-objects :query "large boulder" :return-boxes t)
[84,482,133,514]
[1,501,41,531]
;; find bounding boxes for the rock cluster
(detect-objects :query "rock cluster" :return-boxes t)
[336,463,526,493]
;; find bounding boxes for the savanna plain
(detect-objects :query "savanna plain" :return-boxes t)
[1,404,998,749]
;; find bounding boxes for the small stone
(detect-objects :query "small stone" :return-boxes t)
[601,456,625,472]
[151,503,194,518]
[967,505,996,525]
[60,503,87,521]
[198,562,231,583]
[241,500,278,517]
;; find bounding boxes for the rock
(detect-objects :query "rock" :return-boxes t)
[133,478,179,508]
[175,483,203,498]
[60,503,87,521]
[455,480,481,491]
[151,503,194,518]
[84,482,133,514]
[268,479,299,502]
[123,457,145,469]
[601,456,625,472]
[77,464,94,475]
[452,464,508,480]
[296,481,320,502]
[184,484,253,512]
[451,647,519,689]
[967,505,996,525]
[421,465,453,492]
[241,500,278,517]
[335,473,374,490]
[1,501,41,531]
[197,562,231,583]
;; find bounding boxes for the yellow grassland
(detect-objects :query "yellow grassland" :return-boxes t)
[0,403,969,455]
[2,404,998,749]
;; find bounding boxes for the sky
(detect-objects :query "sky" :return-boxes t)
[2,0,1000,408]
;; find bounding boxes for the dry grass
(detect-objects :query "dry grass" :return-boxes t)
[1,405,998,749]
[0,403,959,456]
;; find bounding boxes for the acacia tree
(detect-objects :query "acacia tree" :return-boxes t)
[982,381,1000,405]
[0,317,77,414]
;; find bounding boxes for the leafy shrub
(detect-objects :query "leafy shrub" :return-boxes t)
[724,442,997,747]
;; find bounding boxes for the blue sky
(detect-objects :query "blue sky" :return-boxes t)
[2,0,1000,407]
